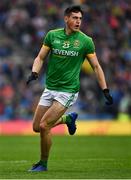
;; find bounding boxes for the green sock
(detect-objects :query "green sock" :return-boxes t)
[40,160,47,168]
[62,115,71,124]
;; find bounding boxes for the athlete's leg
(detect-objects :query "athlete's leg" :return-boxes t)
[39,100,67,161]
[33,105,50,132]
[52,91,79,127]
[33,104,75,132]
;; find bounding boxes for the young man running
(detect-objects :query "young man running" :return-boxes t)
[27,5,113,172]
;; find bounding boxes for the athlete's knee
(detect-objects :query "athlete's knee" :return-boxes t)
[39,122,50,133]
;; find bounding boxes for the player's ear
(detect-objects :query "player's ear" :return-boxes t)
[64,16,68,23]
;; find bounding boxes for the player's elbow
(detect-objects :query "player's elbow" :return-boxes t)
[91,64,98,72]
[94,64,102,71]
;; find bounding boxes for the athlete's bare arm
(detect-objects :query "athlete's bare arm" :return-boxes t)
[87,53,107,90]
[32,45,50,74]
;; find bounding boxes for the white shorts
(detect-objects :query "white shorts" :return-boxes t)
[38,88,78,108]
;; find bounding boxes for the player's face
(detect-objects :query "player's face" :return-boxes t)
[64,12,82,33]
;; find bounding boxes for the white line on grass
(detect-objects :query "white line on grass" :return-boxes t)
[87,158,115,161]
[0,160,28,163]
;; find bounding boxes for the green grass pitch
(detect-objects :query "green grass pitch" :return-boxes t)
[0,135,131,179]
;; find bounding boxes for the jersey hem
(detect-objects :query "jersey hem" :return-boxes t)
[45,86,79,93]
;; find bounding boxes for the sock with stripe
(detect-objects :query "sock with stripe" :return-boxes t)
[61,114,71,124]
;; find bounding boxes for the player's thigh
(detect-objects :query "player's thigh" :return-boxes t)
[40,100,67,129]
[33,105,49,130]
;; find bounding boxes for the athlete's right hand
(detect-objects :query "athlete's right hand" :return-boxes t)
[26,72,38,85]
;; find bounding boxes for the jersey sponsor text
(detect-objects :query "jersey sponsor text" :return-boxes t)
[52,48,79,57]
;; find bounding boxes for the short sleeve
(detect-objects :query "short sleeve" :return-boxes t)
[86,38,95,55]
[43,31,52,48]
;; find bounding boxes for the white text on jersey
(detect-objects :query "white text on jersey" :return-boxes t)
[52,48,79,57]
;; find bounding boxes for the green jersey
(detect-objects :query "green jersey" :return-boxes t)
[43,28,95,93]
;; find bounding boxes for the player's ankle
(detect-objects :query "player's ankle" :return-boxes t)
[40,160,47,168]
[62,114,71,124]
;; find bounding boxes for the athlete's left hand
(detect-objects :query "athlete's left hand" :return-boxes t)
[26,72,38,85]
[103,89,113,105]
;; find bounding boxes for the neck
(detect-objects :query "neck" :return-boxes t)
[65,27,73,35]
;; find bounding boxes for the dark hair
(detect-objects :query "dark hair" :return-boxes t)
[64,5,83,16]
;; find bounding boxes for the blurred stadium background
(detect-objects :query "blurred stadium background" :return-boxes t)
[0,0,131,135]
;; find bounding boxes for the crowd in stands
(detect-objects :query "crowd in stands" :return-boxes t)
[0,0,130,120]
